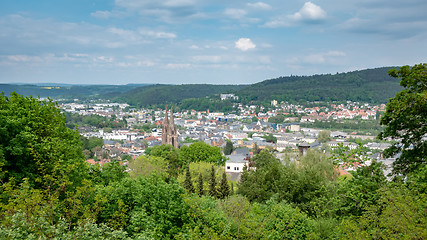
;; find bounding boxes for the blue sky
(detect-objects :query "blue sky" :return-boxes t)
[1,0,426,85]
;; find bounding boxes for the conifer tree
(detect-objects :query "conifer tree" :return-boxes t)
[224,140,233,155]
[183,166,195,193]
[218,172,230,199]
[209,165,217,198]
[197,173,204,196]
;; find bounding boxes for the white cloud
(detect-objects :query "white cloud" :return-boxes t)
[264,1,327,28]
[326,51,346,57]
[136,60,156,67]
[163,0,196,7]
[235,38,256,51]
[224,8,247,19]
[108,27,139,41]
[139,30,177,39]
[287,51,346,65]
[189,45,200,49]
[192,55,221,63]
[247,2,272,10]
[94,56,114,63]
[114,0,200,22]
[291,2,327,22]
[165,63,192,69]
[90,11,112,19]
[7,55,42,62]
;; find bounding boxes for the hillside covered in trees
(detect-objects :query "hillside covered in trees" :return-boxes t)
[1,67,402,107]
[0,83,148,100]
[236,67,401,104]
[114,84,244,107]
[115,67,402,108]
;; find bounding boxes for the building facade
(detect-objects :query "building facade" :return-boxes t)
[162,105,179,148]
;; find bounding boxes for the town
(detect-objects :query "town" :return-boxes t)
[60,93,394,177]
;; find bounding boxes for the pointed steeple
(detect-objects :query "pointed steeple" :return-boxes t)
[162,104,179,148]
[170,105,174,125]
[164,104,169,125]
[162,105,169,144]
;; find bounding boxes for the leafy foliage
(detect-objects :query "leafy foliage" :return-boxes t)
[223,140,233,155]
[209,165,218,198]
[334,161,387,217]
[180,141,226,165]
[115,84,243,108]
[379,63,427,175]
[0,92,88,189]
[0,83,146,100]
[184,166,195,193]
[218,172,230,199]
[237,67,401,104]
[317,130,331,143]
[2,82,427,239]
[64,112,126,130]
[128,155,168,179]
[145,144,182,177]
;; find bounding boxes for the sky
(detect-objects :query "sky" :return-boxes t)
[0,0,426,85]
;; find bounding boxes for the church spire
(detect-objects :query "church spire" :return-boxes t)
[162,104,178,148]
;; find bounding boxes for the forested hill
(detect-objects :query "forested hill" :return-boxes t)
[1,67,402,105]
[0,83,148,100]
[236,67,401,104]
[114,84,244,107]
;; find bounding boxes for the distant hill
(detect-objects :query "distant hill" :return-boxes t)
[236,67,401,104]
[1,67,403,106]
[115,84,244,107]
[0,84,149,100]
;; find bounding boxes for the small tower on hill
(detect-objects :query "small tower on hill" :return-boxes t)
[162,105,179,148]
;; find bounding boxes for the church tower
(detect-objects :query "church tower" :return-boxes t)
[162,105,179,148]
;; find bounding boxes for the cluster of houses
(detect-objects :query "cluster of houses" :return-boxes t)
[61,99,393,179]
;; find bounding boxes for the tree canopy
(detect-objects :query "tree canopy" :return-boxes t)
[379,63,427,175]
[0,92,88,189]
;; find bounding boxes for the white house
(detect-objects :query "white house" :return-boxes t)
[225,155,249,173]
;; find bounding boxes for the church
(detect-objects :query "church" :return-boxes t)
[162,105,179,148]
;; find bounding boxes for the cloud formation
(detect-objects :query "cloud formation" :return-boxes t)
[235,38,256,51]
[224,8,247,19]
[291,2,327,22]
[287,51,347,65]
[264,1,327,27]
[247,2,272,10]
[1,0,427,84]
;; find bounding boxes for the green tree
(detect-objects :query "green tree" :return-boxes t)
[340,184,427,239]
[262,133,277,143]
[268,114,285,124]
[128,155,168,179]
[197,173,204,196]
[224,140,234,155]
[379,63,427,175]
[99,175,189,238]
[97,161,128,186]
[218,172,230,199]
[334,160,387,217]
[264,200,317,240]
[237,151,283,202]
[184,166,195,193]
[145,144,182,177]
[0,92,88,190]
[208,165,217,198]
[180,141,226,165]
[317,130,331,143]
[219,195,251,237]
